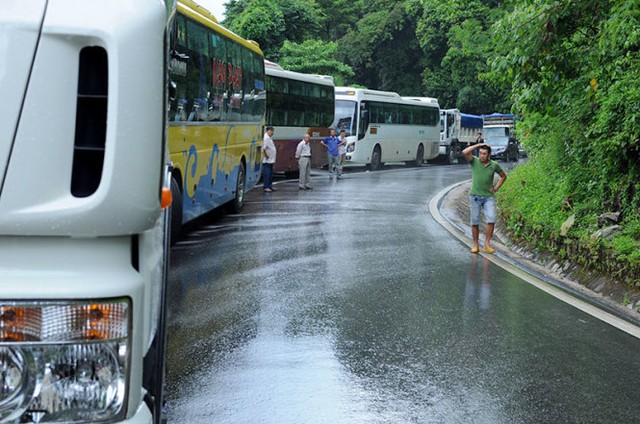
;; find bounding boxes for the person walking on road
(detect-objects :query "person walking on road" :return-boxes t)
[338,129,347,178]
[321,129,344,179]
[262,126,276,192]
[462,143,507,254]
[295,133,313,190]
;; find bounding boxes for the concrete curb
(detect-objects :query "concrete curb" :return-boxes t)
[430,181,640,338]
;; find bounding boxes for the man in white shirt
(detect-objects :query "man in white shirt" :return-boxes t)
[295,133,313,190]
[338,129,347,178]
[262,126,276,192]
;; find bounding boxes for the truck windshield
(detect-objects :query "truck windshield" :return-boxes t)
[334,100,357,136]
[483,127,507,137]
[486,136,509,146]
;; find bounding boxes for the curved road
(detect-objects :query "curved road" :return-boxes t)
[165,164,640,423]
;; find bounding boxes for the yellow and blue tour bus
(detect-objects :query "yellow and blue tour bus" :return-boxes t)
[168,0,266,240]
[1,0,173,423]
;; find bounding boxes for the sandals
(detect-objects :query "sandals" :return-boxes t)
[470,246,495,254]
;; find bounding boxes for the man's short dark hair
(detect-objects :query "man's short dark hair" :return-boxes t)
[266,126,274,131]
[479,144,491,154]
[340,129,346,133]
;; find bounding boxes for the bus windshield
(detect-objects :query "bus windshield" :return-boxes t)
[334,100,357,136]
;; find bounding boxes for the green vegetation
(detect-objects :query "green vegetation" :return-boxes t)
[222,0,640,287]
[491,0,640,287]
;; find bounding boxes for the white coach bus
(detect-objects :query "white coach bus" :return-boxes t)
[333,87,440,170]
[0,1,172,423]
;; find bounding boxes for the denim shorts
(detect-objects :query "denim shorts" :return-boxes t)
[469,195,496,225]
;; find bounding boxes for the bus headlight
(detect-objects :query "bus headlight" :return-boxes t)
[346,142,355,153]
[0,300,130,423]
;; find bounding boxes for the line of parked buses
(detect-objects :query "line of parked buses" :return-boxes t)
[168,0,479,242]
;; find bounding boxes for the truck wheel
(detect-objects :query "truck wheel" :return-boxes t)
[447,145,457,165]
[143,321,168,424]
[143,211,170,424]
[370,146,382,171]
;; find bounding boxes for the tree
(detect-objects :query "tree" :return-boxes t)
[278,40,354,85]
[315,0,364,41]
[338,1,425,94]
[416,0,509,112]
[224,0,323,61]
[491,0,640,278]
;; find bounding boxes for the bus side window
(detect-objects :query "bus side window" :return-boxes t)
[227,41,243,122]
[186,19,211,122]
[252,53,265,121]
[358,102,368,140]
[210,32,227,121]
[169,16,189,122]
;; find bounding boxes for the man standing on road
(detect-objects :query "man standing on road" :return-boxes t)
[262,126,276,192]
[321,129,344,179]
[337,129,347,178]
[462,143,507,254]
[295,133,313,190]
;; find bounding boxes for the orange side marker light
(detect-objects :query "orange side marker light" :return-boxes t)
[161,187,173,209]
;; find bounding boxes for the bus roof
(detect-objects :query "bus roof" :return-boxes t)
[265,60,334,86]
[178,0,263,56]
[335,86,401,99]
[403,96,439,105]
[335,87,440,108]
[336,87,440,109]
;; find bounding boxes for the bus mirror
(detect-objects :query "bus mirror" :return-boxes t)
[169,80,177,103]
[361,110,369,128]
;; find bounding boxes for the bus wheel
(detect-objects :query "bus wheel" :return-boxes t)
[370,146,382,171]
[227,162,245,213]
[414,144,424,167]
[169,177,182,246]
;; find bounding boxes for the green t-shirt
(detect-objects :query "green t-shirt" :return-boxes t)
[469,156,503,197]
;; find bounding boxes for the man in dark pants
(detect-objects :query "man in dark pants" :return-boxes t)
[262,126,276,192]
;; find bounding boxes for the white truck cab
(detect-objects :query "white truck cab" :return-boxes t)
[0,1,171,422]
[439,109,484,164]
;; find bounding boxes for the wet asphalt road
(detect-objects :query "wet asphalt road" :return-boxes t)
[165,164,640,423]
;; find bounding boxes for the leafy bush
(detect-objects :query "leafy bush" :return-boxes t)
[493,0,640,286]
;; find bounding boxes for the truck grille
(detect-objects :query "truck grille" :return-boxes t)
[71,47,108,197]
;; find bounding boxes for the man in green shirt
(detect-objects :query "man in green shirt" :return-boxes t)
[462,143,507,254]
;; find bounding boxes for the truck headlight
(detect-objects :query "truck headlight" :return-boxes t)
[346,142,355,153]
[0,300,129,423]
